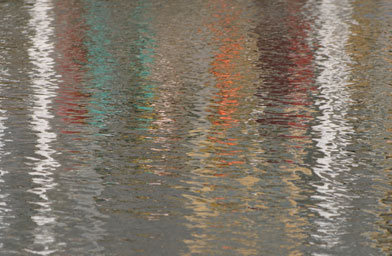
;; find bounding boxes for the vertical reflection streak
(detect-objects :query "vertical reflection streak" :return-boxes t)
[310,0,355,250]
[277,2,315,253]
[0,12,11,246]
[255,1,317,253]
[133,0,156,133]
[59,0,113,252]
[85,0,116,130]
[54,0,89,134]
[26,0,60,254]
[183,0,262,254]
[375,1,392,250]
[0,113,8,250]
[345,0,392,253]
[0,74,9,250]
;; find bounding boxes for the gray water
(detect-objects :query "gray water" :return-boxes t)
[0,0,392,255]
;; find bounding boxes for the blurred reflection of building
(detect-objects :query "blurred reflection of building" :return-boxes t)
[376,0,392,251]
[54,0,90,175]
[182,0,263,254]
[52,0,110,253]
[55,0,89,132]
[84,0,116,130]
[255,0,316,254]
[346,0,392,253]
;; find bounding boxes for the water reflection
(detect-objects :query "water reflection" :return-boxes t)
[375,2,392,250]
[26,0,60,253]
[0,12,10,249]
[0,0,392,254]
[255,0,318,254]
[52,0,109,253]
[53,0,91,171]
[307,0,356,251]
[54,0,89,134]
[133,1,156,130]
[183,0,263,254]
[345,0,392,254]
[0,104,9,251]
[85,0,116,129]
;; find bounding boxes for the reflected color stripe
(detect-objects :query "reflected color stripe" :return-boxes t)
[85,0,116,129]
[310,0,355,249]
[0,11,11,249]
[0,111,8,250]
[26,0,60,254]
[0,57,9,251]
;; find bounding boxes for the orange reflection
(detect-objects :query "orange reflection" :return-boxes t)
[184,0,261,255]
[207,0,245,169]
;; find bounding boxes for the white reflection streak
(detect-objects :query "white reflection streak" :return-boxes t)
[310,0,355,250]
[0,84,9,249]
[0,114,9,250]
[0,36,11,249]
[26,0,60,254]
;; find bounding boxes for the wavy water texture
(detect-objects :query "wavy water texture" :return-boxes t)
[0,0,390,255]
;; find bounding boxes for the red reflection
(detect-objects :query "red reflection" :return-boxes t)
[207,0,245,169]
[54,1,89,134]
[256,0,315,132]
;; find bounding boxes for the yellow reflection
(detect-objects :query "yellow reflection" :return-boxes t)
[182,0,261,254]
[348,0,392,253]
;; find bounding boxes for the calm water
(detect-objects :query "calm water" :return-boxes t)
[0,0,391,255]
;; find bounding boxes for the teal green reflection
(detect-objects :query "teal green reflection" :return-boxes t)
[131,0,157,130]
[84,0,116,129]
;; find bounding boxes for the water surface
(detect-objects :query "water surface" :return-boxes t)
[0,0,391,255]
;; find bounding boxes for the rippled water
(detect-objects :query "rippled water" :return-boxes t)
[0,0,391,255]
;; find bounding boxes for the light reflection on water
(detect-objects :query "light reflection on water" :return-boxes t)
[26,0,60,254]
[0,3,11,249]
[183,0,262,254]
[0,0,391,255]
[309,0,356,250]
[0,40,9,251]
